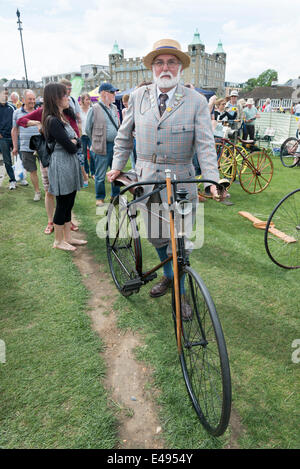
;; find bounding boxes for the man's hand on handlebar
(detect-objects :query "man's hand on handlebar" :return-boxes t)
[210,184,226,202]
[107,169,121,182]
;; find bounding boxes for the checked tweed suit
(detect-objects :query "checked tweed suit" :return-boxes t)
[112,83,220,248]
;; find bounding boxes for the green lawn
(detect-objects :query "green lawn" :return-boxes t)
[0,182,117,449]
[1,156,300,448]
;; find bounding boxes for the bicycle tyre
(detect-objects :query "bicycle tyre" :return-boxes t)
[106,196,142,295]
[280,137,300,168]
[234,144,249,174]
[239,150,273,194]
[216,142,237,186]
[172,266,232,436]
[264,188,300,269]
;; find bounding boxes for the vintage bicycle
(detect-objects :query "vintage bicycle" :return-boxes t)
[264,188,300,269]
[279,136,300,168]
[214,126,274,195]
[106,170,232,436]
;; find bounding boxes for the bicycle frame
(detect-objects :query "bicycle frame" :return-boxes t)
[111,174,225,352]
[107,173,232,435]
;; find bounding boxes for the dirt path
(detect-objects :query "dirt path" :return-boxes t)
[72,232,165,449]
[71,228,245,449]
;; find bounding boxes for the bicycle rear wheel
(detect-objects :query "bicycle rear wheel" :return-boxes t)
[239,150,273,194]
[106,196,142,295]
[264,188,300,269]
[280,137,300,168]
[173,266,231,436]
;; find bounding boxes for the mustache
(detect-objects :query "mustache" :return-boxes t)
[159,71,173,79]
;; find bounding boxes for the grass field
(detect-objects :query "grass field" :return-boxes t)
[1,156,300,448]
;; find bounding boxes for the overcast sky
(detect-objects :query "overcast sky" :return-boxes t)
[1,0,299,85]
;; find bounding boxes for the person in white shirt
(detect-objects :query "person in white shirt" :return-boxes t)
[294,102,300,117]
[263,98,272,113]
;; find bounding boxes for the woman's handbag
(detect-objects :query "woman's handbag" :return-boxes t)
[29,134,56,168]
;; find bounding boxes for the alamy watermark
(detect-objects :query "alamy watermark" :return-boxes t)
[291,339,300,364]
[0,339,6,364]
[95,198,205,250]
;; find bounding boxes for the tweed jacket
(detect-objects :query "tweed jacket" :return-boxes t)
[112,83,220,202]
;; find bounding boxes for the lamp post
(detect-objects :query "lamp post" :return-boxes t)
[16,9,29,88]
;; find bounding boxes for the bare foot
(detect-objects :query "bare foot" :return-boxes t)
[53,241,77,251]
[68,239,88,246]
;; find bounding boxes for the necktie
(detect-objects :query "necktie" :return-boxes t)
[159,93,168,117]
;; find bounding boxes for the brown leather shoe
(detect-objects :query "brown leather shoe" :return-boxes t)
[181,296,193,321]
[149,276,173,298]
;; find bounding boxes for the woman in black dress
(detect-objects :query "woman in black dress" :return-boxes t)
[42,83,87,251]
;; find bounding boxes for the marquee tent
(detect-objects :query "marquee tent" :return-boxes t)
[88,87,101,102]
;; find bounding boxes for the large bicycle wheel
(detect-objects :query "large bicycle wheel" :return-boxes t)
[280,137,300,168]
[264,188,300,269]
[173,266,231,436]
[239,150,273,194]
[106,196,142,295]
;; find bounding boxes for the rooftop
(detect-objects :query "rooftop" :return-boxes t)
[191,29,204,45]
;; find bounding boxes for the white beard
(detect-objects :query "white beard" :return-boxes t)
[152,66,182,89]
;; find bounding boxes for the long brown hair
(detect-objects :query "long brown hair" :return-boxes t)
[42,83,67,137]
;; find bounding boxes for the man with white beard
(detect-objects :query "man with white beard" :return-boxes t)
[107,39,221,309]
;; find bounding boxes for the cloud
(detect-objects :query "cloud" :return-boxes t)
[1,0,300,86]
[222,16,300,83]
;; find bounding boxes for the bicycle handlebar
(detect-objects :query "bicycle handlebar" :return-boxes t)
[117,178,229,206]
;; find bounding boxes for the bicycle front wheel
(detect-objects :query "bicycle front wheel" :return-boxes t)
[264,188,300,269]
[173,266,232,436]
[280,137,300,168]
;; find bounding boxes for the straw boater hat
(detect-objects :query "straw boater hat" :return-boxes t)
[143,39,190,70]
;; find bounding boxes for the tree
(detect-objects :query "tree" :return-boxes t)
[256,69,278,87]
[243,69,278,91]
[244,78,257,91]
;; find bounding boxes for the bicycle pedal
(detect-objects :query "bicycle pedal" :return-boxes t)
[142,272,158,284]
[122,278,143,293]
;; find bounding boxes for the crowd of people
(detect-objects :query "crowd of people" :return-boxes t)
[1,41,300,259]
[210,90,260,141]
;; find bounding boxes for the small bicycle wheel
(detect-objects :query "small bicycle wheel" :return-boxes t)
[172,266,231,436]
[106,196,142,295]
[265,188,300,269]
[239,150,273,194]
[280,137,300,168]
[217,142,237,185]
[235,144,248,174]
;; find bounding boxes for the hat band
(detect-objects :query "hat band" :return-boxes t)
[155,46,178,51]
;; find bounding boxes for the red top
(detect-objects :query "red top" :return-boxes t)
[16,107,79,137]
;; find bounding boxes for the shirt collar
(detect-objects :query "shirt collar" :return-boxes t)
[156,85,176,103]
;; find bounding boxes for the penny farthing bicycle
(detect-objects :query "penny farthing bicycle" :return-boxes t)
[106,170,232,436]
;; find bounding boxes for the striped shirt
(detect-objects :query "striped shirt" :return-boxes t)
[13,106,40,152]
